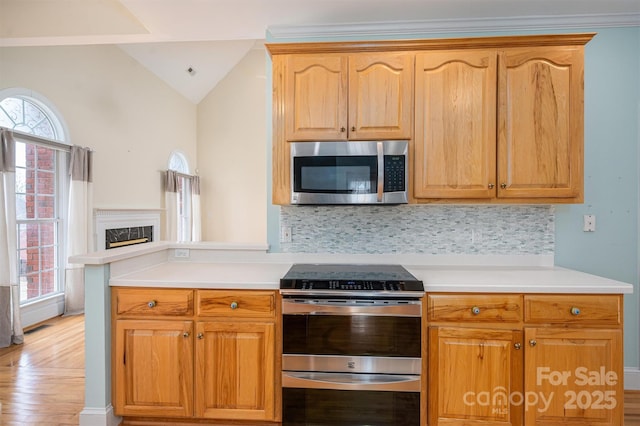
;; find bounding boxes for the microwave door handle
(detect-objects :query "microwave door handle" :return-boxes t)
[377,141,384,203]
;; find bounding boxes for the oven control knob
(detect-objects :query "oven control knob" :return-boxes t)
[230,301,239,310]
[471,306,481,315]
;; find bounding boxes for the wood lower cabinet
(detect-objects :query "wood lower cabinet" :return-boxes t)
[426,293,624,426]
[114,319,194,417]
[523,328,623,425]
[429,326,523,425]
[112,287,279,424]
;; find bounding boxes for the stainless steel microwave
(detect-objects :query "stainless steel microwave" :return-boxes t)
[290,140,408,205]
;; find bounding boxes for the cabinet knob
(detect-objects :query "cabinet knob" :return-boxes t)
[488,183,495,189]
[500,183,507,189]
[529,339,537,347]
[471,306,481,315]
[570,307,581,316]
[514,343,522,350]
[230,301,239,310]
[183,332,190,338]
[351,126,356,132]
[197,333,204,340]
[340,127,346,132]
[147,300,156,308]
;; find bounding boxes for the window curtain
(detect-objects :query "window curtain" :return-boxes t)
[0,129,23,348]
[64,145,93,316]
[164,170,201,242]
[164,170,179,241]
[191,175,201,242]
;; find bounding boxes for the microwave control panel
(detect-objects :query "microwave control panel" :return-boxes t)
[384,155,406,192]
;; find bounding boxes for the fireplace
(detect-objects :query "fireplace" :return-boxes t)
[94,209,161,251]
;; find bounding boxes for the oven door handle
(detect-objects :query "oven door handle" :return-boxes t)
[282,371,420,392]
[281,299,421,317]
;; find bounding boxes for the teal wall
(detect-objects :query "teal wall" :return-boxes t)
[555,27,640,369]
[266,26,640,368]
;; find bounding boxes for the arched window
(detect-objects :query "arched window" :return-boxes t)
[168,150,190,175]
[0,89,69,306]
[167,151,193,241]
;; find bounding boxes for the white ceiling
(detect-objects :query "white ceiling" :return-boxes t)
[1,0,639,103]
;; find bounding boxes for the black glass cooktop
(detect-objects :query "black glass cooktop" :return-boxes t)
[280,264,424,292]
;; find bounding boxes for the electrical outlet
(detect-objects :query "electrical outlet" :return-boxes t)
[280,226,292,243]
[174,248,190,258]
[583,215,596,232]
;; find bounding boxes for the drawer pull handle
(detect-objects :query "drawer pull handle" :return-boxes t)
[570,307,581,316]
[147,300,157,308]
[514,343,521,350]
[471,306,481,315]
[340,127,346,133]
[529,339,537,347]
[197,333,204,340]
[230,301,239,310]
[183,332,190,338]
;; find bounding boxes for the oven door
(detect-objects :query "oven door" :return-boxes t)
[282,297,422,425]
[282,298,421,358]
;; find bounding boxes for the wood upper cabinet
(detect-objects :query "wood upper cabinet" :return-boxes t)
[428,326,524,426]
[523,328,623,426]
[413,34,592,203]
[414,50,497,199]
[285,52,413,141]
[114,319,194,417]
[195,321,276,421]
[497,46,585,199]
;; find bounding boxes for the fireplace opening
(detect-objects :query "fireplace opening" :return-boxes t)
[106,225,153,250]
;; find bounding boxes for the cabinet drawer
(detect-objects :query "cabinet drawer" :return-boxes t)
[428,294,522,322]
[114,288,194,317]
[524,294,621,325]
[197,290,275,318]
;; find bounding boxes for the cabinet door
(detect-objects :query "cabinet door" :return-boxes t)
[285,54,348,141]
[114,319,193,417]
[524,328,623,425]
[429,327,523,426]
[414,50,497,199]
[195,321,276,421]
[497,46,584,200]
[348,52,413,140]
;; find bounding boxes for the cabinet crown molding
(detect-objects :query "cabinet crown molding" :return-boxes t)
[266,33,596,56]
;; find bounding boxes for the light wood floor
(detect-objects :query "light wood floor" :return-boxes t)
[1,315,640,425]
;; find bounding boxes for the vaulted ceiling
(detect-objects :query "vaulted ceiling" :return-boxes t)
[1,0,639,103]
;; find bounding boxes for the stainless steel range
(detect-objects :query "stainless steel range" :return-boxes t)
[280,264,424,426]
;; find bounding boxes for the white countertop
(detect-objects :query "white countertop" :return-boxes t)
[109,261,634,294]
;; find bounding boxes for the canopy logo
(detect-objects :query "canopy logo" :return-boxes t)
[463,366,618,413]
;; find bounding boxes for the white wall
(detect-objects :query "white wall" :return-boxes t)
[0,45,197,211]
[197,44,267,243]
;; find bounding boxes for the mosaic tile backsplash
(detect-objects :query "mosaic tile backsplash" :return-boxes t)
[280,205,554,255]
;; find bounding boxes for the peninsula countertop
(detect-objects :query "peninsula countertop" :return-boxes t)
[108,261,634,294]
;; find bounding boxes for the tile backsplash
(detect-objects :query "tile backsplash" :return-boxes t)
[280,205,554,255]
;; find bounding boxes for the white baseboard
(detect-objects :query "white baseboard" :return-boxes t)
[79,405,121,426]
[625,368,640,390]
[21,294,65,328]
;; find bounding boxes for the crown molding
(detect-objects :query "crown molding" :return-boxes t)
[267,13,640,40]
